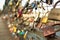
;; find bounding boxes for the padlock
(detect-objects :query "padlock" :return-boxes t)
[17,30,20,33]
[41,12,49,23]
[31,2,36,8]
[13,26,17,33]
[9,0,12,5]
[9,28,13,33]
[24,31,28,39]
[19,31,25,36]
[28,18,34,22]
[41,16,48,23]
[8,24,11,28]
[18,9,22,17]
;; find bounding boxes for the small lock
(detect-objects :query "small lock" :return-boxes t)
[41,16,48,23]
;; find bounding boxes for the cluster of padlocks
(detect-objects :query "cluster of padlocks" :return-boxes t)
[2,0,60,40]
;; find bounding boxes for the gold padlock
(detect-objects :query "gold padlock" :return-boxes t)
[41,16,48,23]
[13,25,17,33]
[24,31,28,39]
[41,12,49,23]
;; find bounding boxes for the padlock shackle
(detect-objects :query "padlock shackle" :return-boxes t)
[53,1,60,8]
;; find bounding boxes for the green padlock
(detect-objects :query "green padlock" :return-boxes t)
[19,30,25,36]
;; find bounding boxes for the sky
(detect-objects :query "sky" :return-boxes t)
[0,0,5,10]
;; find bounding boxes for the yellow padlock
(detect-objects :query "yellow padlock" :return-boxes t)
[41,11,49,23]
[41,13,49,23]
[24,34,27,39]
[9,2,12,6]
[41,16,48,23]
[24,31,28,39]
[13,26,17,33]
